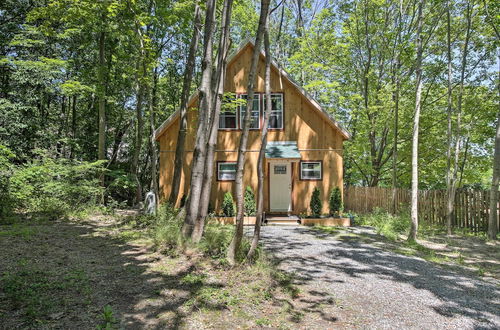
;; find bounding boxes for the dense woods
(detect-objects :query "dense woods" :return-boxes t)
[1,0,499,243]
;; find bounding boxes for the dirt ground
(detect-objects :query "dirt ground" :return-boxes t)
[0,213,350,329]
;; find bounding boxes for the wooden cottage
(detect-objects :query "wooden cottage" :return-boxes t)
[154,40,350,216]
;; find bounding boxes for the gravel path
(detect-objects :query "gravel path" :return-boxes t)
[257,226,500,329]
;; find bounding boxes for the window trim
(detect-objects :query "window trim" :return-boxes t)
[299,160,323,181]
[263,93,284,130]
[217,161,237,181]
[239,93,261,130]
[218,96,239,130]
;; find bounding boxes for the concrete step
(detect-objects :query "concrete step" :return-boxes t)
[265,216,300,226]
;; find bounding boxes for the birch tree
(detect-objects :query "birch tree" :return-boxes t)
[408,0,424,242]
[170,2,202,205]
[489,108,500,240]
[247,17,272,261]
[182,0,216,238]
[227,0,271,265]
[192,0,235,242]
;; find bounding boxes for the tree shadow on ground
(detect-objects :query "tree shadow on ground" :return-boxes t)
[259,226,500,328]
[0,218,227,329]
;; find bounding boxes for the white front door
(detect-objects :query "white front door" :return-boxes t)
[269,162,292,213]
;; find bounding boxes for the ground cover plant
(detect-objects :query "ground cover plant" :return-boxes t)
[0,209,348,328]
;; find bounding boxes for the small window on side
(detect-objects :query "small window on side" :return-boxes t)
[300,161,322,180]
[217,162,237,181]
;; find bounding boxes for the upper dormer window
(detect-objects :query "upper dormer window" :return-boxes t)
[264,93,283,129]
[239,94,260,129]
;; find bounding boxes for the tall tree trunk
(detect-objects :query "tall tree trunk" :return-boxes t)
[227,0,270,265]
[182,0,216,238]
[445,0,454,235]
[150,69,159,204]
[446,1,471,235]
[170,3,202,205]
[98,31,106,161]
[488,56,500,240]
[192,0,234,243]
[408,0,424,242]
[70,95,77,159]
[247,22,272,261]
[131,60,145,205]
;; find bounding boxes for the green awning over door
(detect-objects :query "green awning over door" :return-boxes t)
[265,141,301,159]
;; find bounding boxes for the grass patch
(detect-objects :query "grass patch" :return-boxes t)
[0,223,36,239]
[1,259,92,326]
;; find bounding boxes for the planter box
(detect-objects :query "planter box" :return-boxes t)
[301,217,351,227]
[213,216,257,225]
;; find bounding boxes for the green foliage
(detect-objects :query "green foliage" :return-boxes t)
[0,145,15,218]
[243,186,256,216]
[9,157,105,217]
[309,187,322,217]
[329,187,342,216]
[358,208,410,241]
[150,204,183,253]
[97,305,118,330]
[199,223,235,258]
[221,192,236,217]
[106,169,137,205]
[1,260,91,325]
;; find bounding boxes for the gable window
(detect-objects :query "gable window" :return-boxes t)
[300,161,322,180]
[217,162,237,181]
[219,110,238,129]
[263,93,283,129]
[239,94,260,129]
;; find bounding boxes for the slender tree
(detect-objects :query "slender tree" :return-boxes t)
[170,2,202,205]
[446,0,472,234]
[182,0,216,238]
[98,30,106,161]
[192,0,234,242]
[227,0,271,265]
[489,107,500,240]
[247,20,272,261]
[408,0,424,242]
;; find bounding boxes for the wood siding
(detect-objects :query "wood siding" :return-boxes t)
[158,43,346,215]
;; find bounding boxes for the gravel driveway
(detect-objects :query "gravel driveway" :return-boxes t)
[257,226,500,329]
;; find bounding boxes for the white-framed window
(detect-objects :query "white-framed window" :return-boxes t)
[217,162,237,181]
[300,161,322,180]
[219,110,238,129]
[239,94,260,129]
[263,93,283,129]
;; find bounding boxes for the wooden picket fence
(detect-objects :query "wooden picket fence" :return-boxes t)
[344,186,500,232]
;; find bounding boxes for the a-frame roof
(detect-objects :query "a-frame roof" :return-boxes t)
[154,39,351,141]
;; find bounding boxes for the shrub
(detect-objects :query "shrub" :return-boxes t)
[199,223,234,258]
[358,208,410,241]
[151,204,183,253]
[329,187,342,216]
[106,169,137,205]
[0,145,15,219]
[309,187,322,216]
[221,192,235,217]
[244,186,256,216]
[9,157,105,217]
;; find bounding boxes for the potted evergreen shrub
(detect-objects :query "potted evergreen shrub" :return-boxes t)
[221,192,235,218]
[329,186,343,218]
[309,187,322,217]
[243,186,256,216]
